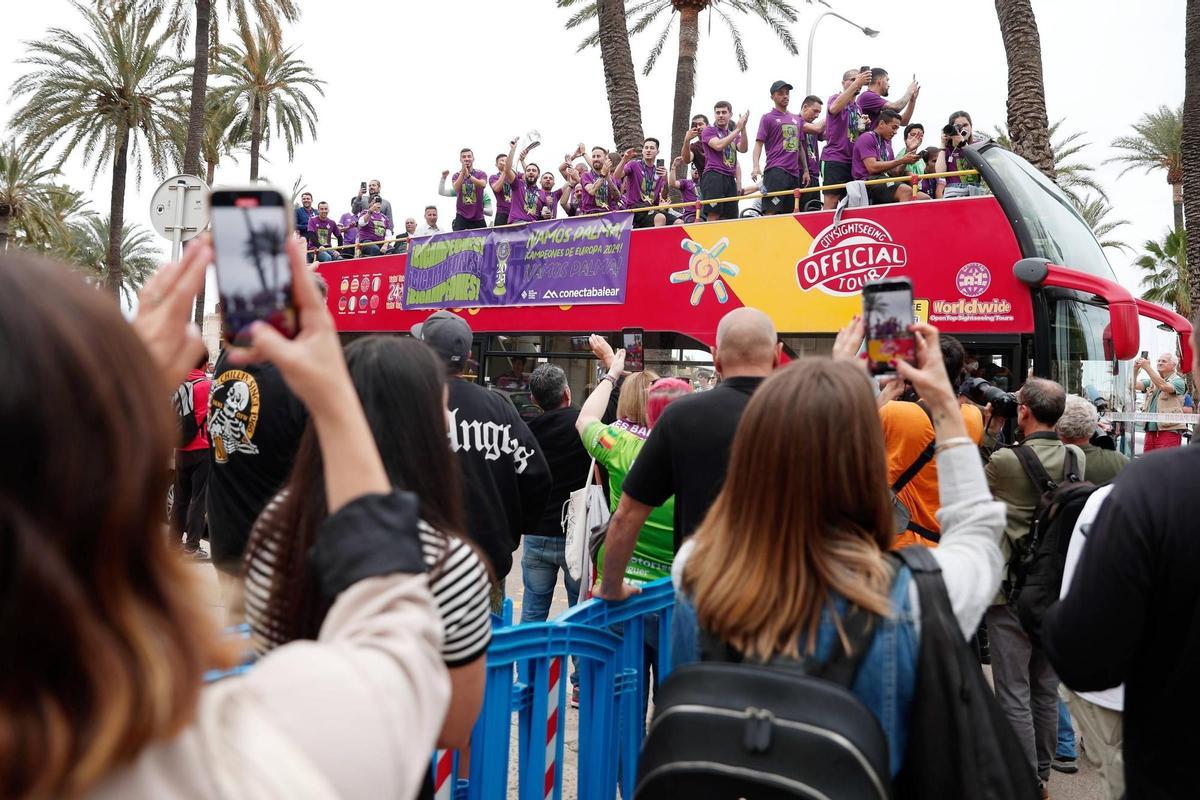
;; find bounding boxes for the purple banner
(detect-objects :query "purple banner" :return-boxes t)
[402,212,631,309]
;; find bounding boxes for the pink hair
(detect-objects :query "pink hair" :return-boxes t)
[646,377,694,427]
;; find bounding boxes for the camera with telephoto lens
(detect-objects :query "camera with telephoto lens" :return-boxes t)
[961,376,1020,418]
[942,124,957,137]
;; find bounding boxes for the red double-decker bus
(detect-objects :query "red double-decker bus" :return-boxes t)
[317,143,1192,438]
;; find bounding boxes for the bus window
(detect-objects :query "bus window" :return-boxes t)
[979,146,1116,282]
[1046,296,1126,413]
[780,335,835,359]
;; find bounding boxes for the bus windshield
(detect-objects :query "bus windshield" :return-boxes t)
[978,145,1116,282]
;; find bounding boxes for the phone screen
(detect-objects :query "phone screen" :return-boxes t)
[622,328,645,373]
[210,189,296,345]
[863,278,915,377]
[1141,350,1149,359]
[655,158,664,168]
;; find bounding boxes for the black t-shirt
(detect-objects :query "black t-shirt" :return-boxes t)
[448,378,551,577]
[621,376,764,550]
[1043,445,1200,799]
[206,353,308,571]
[527,406,592,538]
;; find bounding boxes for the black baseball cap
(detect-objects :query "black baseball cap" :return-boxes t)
[770,80,793,94]
[412,310,472,371]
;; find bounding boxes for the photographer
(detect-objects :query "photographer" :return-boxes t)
[935,111,987,198]
[879,333,984,549]
[1057,394,1128,485]
[1132,352,1187,450]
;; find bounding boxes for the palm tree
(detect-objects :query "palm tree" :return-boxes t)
[1107,105,1184,232]
[10,3,189,296]
[1187,1,1200,316]
[1073,195,1131,254]
[557,0,646,152]
[560,0,802,175]
[993,119,1105,205]
[215,25,324,181]
[0,141,64,250]
[67,215,162,304]
[994,0,1055,179]
[1137,228,1190,319]
[20,185,98,258]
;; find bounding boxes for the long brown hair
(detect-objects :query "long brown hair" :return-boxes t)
[0,252,234,798]
[245,336,474,650]
[683,359,895,661]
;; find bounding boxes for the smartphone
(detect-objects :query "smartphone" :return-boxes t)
[860,65,870,73]
[622,327,645,373]
[209,187,297,346]
[1141,350,1149,359]
[360,180,367,191]
[863,277,916,378]
[655,158,665,168]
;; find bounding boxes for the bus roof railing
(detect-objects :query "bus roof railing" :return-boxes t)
[307,169,982,255]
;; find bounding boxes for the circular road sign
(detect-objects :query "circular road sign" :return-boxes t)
[149,174,210,242]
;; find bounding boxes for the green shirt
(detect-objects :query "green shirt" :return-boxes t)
[1140,375,1187,431]
[583,420,675,584]
[897,147,926,177]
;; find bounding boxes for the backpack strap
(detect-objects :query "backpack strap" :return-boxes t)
[1011,443,1057,494]
[890,403,936,495]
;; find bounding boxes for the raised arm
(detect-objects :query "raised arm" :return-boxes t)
[578,339,623,433]
[611,147,638,182]
[829,69,871,115]
[503,136,520,183]
[438,171,455,198]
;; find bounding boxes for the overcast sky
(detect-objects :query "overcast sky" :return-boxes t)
[0,0,1187,349]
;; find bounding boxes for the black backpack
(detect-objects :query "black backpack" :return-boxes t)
[1005,445,1095,645]
[172,378,202,448]
[635,603,892,799]
[892,547,1040,799]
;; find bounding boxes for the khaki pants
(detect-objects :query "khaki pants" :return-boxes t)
[1062,687,1124,800]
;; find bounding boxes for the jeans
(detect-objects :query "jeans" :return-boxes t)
[315,248,339,262]
[359,243,382,257]
[1056,697,1077,758]
[520,535,581,624]
[987,604,1059,782]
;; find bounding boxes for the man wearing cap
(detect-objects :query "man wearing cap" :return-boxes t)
[412,311,551,587]
[751,80,806,216]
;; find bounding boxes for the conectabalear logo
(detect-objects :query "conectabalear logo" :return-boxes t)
[796,219,908,296]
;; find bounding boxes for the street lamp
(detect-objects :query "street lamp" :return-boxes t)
[804,2,880,96]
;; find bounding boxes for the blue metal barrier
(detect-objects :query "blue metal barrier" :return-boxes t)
[556,579,676,799]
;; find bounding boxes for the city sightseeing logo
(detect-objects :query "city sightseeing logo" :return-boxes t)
[670,237,740,306]
[796,219,908,296]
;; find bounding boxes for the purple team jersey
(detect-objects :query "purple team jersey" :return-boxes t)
[357,211,390,243]
[538,188,563,219]
[579,170,615,214]
[489,172,512,215]
[755,109,804,176]
[622,160,666,209]
[677,178,700,222]
[338,213,358,246]
[453,169,487,221]
[821,92,865,164]
[804,130,822,180]
[856,90,887,131]
[307,216,340,248]
[851,131,894,181]
[700,125,740,177]
[508,177,541,223]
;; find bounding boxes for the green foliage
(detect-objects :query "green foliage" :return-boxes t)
[1107,104,1183,183]
[0,141,65,246]
[557,0,801,74]
[992,119,1107,205]
[1136,228,1190,318]
[9,2,190,189]
[63,215,161,302]
[1073,194,1131,254]
[214,25,324,170]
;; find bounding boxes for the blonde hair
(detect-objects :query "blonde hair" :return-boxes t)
[683,359,895,661]
[615,370,659,426]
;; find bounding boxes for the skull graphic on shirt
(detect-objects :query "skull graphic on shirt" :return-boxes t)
[208,371,261,464]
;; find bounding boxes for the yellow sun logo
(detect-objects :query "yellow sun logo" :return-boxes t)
[670,237,740,306]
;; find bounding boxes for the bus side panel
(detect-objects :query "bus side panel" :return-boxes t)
[318,197,1030,345]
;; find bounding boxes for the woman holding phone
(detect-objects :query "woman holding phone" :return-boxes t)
[0,236,447,799]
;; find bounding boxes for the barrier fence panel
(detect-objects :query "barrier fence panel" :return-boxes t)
[555,578,676,799]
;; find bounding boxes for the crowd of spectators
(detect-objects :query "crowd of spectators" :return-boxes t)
[292,65,989,261]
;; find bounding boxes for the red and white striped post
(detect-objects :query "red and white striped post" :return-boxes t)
[543,656,564,800]
[432,750,455,800]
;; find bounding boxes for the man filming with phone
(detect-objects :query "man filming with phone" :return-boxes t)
[351,179,394,223]
[851,109,928,204]
[1132,352,1187,450]
[612,137,668,228]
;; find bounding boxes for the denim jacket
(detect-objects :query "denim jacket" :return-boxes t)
[671,565,919,777]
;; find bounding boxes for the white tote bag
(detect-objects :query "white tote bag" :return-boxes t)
[562,459,610,583]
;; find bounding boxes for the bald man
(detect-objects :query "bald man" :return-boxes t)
[597,307,782,601]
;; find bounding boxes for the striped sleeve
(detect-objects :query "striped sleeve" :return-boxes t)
[418,524,493,667]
